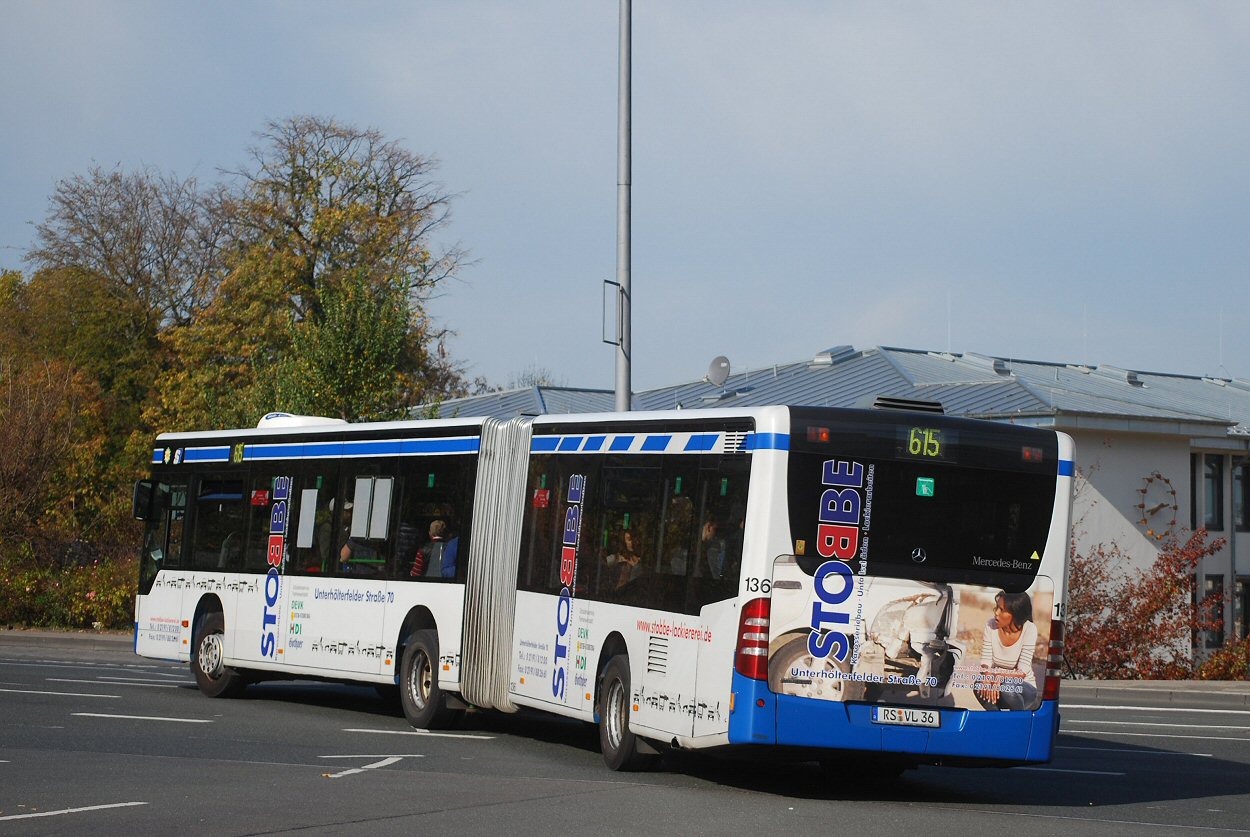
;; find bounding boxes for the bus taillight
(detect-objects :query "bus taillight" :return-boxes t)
[735,597,771,681]
[1043,620,1064,701]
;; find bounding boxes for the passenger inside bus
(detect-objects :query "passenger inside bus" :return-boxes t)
[605,530,643,590]
[411,519,448,578]
[338,502,381,575]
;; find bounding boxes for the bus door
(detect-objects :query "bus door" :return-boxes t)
[287,469,394,676]
[134,476,190,660]
[691,462,749,737]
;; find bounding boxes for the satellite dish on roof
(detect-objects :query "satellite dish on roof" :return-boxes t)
[706,356,731,388]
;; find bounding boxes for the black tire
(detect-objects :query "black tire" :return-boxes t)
[192,612,246,698]
[598,655,656,772]
[399,629,460,729]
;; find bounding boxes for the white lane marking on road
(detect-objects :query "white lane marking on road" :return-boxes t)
[72,713,212,723]
[343,728,495,740]
[1065,703,1250,716]
[1076,730,1250,742]
[1011,766,1126,776]
[0,688,119,699]
[320,759,427,764]
[48,678,180,689]
[323,756,403,779]
[97,675,189,683]
[1066,719,1250,731]
[1058,745,1212,757]
[0,802,148,822]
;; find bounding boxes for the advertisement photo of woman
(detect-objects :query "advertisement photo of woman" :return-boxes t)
[974,591,1038,711]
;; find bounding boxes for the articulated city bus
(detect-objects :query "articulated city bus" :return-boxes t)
[134,404,1073,772]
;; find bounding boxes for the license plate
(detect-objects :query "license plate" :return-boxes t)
[872,706,940,728]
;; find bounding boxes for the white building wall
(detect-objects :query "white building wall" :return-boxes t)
[1067,429,1193,571]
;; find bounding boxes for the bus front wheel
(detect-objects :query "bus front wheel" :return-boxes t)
[192,612,246,698]
[598,656,656,772]
[399,629,460,730]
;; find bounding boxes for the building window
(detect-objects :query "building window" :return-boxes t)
[1204,574,1225,649]
[1236,463,1250,533]
[1191,454,1198,530]
[1204,455,1224,531]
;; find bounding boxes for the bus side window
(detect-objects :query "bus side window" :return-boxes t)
[687,462,749,611]
[393,457,470,581]
[290,471,338,575]
[188,475,247,572]
[138,480,186,595]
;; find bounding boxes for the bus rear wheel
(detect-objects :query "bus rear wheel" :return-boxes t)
[598,656,656,772]
[192,612,246,698]
[399,629,460,730]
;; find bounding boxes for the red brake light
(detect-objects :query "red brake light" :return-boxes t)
[1043,620,1064,701]
[1022,446,1044,463]
[806,426,831,443]
[735,597,771,681]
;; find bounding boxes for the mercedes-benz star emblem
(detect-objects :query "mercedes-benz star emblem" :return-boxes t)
[911,548,927,564]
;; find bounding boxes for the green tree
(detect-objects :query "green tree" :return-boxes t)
[146,115,469,429]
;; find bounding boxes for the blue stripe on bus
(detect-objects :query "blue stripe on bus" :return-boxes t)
[743,432,789,451]
[609,436,635,451]
[531,437,560,453]
[584,436,606,452]
[684,434,718,452]
[184,447,231,463]
[558,436,584,452]
[1058,459,1074,477]
[245,437,479,460]
[641,435,672,452]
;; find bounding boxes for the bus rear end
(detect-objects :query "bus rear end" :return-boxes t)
[729,407,1073,768]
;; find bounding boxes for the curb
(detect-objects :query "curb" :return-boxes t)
[0,628,133,653]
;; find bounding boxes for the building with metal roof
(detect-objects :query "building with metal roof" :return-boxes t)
[432,344,1250,653]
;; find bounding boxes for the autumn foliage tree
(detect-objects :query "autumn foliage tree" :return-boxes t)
[1065,473,1226,679]
[0,115,476,628]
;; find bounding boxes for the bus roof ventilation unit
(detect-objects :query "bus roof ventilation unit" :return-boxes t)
[256,412,349,429]
[870,396,945,414]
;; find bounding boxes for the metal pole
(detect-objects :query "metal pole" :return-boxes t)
[614,0,632,412]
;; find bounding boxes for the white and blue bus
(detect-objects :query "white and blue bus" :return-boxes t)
[134,404,1073,772]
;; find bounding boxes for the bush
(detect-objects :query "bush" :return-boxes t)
[1197,638,1250,680]
[0,550,136,630]
[1066,528,1223,679]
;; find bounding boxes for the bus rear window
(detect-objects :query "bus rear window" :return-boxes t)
[787,410,1059,591]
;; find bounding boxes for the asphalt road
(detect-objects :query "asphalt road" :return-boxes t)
[1,631,1248,836]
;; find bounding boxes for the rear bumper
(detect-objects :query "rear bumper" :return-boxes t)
[728,671,1058,764]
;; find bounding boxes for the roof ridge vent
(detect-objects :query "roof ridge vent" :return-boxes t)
[1202,376,1230,387]
[811,345,857,366]
[927,351,958,362]
[1094,365,1145,387]
[1066,364,1093,374]
[960,352,1011,376]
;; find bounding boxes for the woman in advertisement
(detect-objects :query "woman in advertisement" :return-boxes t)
[974,591,1038,710]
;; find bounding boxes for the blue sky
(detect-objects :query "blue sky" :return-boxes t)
[3,2,1248,391]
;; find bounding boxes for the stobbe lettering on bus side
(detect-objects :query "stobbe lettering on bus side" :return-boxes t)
[260,476,291,659]
[808,459,863,662]
[551,474,586,700]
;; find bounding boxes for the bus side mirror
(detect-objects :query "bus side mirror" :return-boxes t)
[133,480,155,520]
